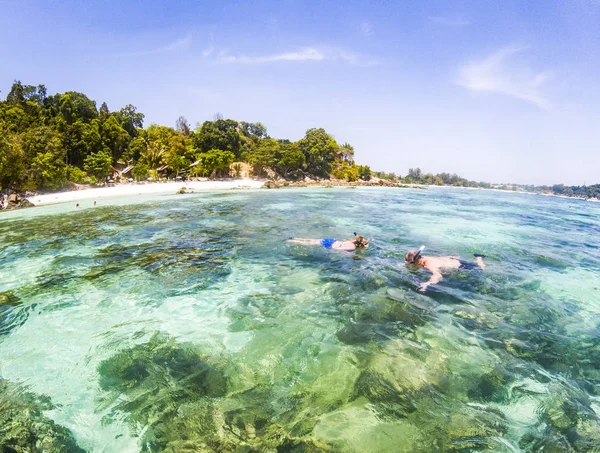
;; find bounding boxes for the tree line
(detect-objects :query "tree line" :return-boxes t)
[0,81,372,192]
[371,167,492,188]
[1,81,597,199]
[373,168,600,199]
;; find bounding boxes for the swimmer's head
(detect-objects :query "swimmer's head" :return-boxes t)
[405,245,425,263]
[353,233,369,248]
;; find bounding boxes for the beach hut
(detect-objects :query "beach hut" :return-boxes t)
[110,165,134,182]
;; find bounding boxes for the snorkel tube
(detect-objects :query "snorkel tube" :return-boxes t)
[412,245,425,263]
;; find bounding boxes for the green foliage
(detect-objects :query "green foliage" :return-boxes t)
[140,141,165,170]
[332,161,360,182]
[331,162,371,182]
[358,164,371,181]
[29,151,67,190]
[275,141,305,179]
[132,163,149,181]
[298,128,339,177]
[9,80,592,195]
[0,126,25,190]
[65,120,102,167]
[248,137,279,176]
[51,91,98,124]
[83,151,112,180]
[66,165,91,184]
[239,121,267,138]
[193,119,243,159]
[114,104,144,137]
[101,115,130,163]
[195,149,235,177]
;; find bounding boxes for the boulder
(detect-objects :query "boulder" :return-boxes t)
[263,180,280,189]
[3,193,35,211]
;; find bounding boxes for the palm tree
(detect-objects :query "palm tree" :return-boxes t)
[141,141,165,180]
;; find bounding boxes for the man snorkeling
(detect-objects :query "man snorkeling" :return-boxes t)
[288,233,369,251]
[405,246,486,292]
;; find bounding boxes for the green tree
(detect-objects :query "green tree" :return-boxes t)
[275,142,305,179]
[115,104,144,138]
[357,165,371,181]
[297,128,339,177]
[239,121,267,139]
[20,126,63,162]
[64,119,102,167]
[101,115,130,163]
[66,166,91,184]
[193,119,242,158]
[29,151,67,190]
[140,141,166,179]
[0,128,25,190]
[84,151,112,180]
[248,138,279,176]
[52,91,98,124]
[132,163,149,181]
[196,149,235,177]
[165,134,193,175]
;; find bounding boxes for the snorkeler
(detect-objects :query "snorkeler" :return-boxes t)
[288,233,369,251]
[405,246,486,292]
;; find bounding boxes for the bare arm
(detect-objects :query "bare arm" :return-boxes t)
[418,270,443,292]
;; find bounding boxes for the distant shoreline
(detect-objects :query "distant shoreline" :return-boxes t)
[425,184,600,202]
[13,178,600,209]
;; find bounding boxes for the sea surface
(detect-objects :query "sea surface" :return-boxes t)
[0,187,599,452]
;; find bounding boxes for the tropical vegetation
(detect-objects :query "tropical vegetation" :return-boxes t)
[0,81,371,193]
[1,81,597,199]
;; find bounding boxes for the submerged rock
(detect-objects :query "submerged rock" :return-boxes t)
[0,291,20,306]
[0,379,86,452]
[97,332,333,452]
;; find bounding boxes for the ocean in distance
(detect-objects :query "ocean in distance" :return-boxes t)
[0,186,599,452]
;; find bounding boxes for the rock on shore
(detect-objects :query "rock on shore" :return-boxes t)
[2,193,35,211]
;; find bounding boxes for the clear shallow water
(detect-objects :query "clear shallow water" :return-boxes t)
[0,187,599,452]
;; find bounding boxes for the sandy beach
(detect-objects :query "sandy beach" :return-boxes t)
[26,179,265,206]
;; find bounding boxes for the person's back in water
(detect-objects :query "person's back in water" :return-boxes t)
[405,246,485,291]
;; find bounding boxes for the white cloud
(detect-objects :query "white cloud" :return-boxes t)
[219,47,324,63]
[202,32,215,57]
[428,16,470,26]
[457,45,551,108]
[113,34,191,57]
[360,21,374,37]
[218,46,377,66]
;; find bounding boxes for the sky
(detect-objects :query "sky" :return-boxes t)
[1,0,599,185]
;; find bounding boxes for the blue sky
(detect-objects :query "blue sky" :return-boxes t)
[1,0,599,185]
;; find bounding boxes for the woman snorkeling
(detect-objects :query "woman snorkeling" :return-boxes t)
[288,233,369,251]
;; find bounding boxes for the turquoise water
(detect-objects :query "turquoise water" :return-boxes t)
[0,187,599,452]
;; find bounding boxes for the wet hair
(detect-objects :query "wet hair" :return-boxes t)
[353,233,369,248]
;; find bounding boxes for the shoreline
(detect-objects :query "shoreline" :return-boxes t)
[13,179,600,209]
[25,179,264,206]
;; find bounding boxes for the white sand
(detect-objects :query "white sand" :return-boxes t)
[26,179,265,206]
